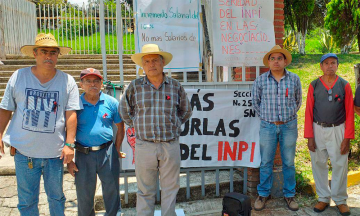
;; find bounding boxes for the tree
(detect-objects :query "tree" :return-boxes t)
[309,0,330,30]
[325,0,360,53]
[284,0,315,55]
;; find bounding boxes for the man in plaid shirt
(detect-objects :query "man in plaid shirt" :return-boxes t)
[252,45,302,211]
[119,44,192,216]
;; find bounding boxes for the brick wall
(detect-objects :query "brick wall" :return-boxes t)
[242,0,285,196]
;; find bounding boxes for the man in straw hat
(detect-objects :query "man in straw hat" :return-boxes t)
[252,45,302,211]
[67,68,126,216]
[305,53,353,215]
[119,44,192,216]
[0,33,80,215]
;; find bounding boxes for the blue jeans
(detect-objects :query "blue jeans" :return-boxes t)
[257,119,298,198]
[14,151,65,216]
[75,143,121,216]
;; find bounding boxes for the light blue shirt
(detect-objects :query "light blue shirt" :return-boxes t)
[76,91,121,147]
[0,67,80,158]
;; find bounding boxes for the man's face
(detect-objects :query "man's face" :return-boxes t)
[80,75,103,96]
[33,47,59,69]
[142,54,165,77]
[268,52,287,71]
[320,57,338,76]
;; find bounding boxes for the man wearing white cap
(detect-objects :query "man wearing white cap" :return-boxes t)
[119,44,192,216]
[252,45,302,211]
[305,53,353,216]
[0,33,80,215]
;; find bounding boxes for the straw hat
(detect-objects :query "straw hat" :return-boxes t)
[20,33,72,57]
[131,44,173,67]
[263,45,292,67]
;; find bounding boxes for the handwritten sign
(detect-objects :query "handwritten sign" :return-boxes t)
[212,0,275,66]
[121,89,261,170]
[134,0,202,72]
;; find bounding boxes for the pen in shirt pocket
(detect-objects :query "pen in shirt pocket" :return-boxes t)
[285,88,289,97]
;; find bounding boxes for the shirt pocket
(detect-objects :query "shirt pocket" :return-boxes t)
[164,92,179,115]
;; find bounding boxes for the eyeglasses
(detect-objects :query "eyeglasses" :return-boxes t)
[269,56,284,62]
[328,88,332,101]
[39,50,59,56]
[82,79,102,85]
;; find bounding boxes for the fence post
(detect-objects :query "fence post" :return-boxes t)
[355,63,360,87]
[116,0,124,85]
[0,3,5,60]
[99,0,108,81]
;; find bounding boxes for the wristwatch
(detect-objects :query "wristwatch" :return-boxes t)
[65,143,75,148]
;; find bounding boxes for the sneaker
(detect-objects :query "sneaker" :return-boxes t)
[254,195,270,211]
[337,204,351,216]
[314,201,329,212]
[284,197,299,211]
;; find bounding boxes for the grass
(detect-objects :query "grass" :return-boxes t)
[39,30,135,54]
[288,54,360,185]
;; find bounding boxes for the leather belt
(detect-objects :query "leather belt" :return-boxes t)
[75,141,113,154]
[271,121,285,125]
[315,121,343,128]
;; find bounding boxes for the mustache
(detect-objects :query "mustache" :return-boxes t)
[43,60,54,64]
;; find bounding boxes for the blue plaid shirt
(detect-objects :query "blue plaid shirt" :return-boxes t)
[252,69,302,122]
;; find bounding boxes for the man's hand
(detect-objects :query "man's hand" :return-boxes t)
[67,161,78,177]
[118,151,126,158]
[0,140,4,159]
[340,138,350,155]
[307,138,316,152]
[60,145,74,164]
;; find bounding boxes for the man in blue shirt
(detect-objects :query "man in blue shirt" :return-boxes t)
[252,45,302,211]
[67,68,125,216]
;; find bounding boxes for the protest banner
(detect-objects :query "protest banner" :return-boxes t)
[212,0,275,66]
[134,0,202,72]
[121,89,261,170]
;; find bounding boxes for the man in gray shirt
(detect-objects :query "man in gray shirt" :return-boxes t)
[119,44,192,216]
[0,33,79,215]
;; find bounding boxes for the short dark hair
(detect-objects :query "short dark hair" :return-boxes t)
[268,53,286,60]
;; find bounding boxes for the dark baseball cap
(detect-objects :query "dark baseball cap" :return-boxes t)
[80,68,103,80]
[320,53,338,64]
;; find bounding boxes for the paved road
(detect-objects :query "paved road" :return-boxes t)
[1,173,360,216]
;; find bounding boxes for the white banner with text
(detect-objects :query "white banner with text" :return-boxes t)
[121,89,261,170]
[134,0,202,72]
[212,0,275,66]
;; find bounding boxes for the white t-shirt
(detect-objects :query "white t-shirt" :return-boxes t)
[0,67,80,158]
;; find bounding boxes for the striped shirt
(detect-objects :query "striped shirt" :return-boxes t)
[119,75,192,142]
[252,69,302,123]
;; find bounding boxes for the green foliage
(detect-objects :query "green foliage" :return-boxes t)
[283,29,298,53]
[320,30,336,53]
[325,0,360,53]
[284,0,315,54]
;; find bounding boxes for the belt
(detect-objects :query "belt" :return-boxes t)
[75,141,113,154]
[271,121,285,125]
[315,121,343,128]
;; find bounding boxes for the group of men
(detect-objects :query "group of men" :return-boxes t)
[252,45,355,216]
[0,33,191,216]
[0,32,357,216]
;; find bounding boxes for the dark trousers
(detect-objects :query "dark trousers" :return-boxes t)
[75,143,120,216]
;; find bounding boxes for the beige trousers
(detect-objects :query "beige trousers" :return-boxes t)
[135,139,180,216]
[310,123,348,205]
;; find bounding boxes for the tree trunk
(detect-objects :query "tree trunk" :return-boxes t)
[299,32,306,55]
[358,32,360,53]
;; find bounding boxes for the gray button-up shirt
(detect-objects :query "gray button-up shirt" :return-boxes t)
[119,75,192,142]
